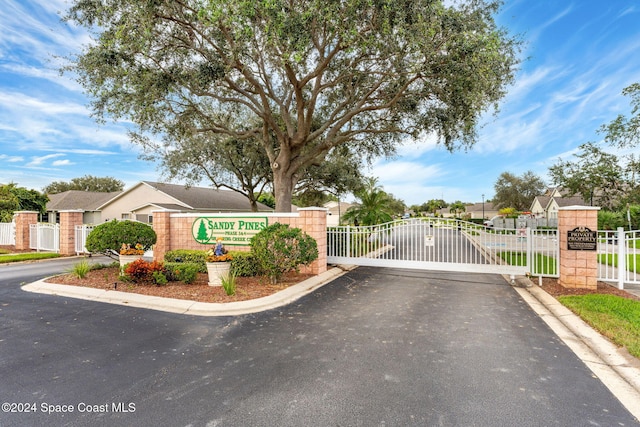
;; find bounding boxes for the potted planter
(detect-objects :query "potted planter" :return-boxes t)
[119,254,142,267]
[206,262,231,286]
[119,243,145,270]
[205,238,233,287]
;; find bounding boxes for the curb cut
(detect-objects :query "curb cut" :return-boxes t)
[510,276,640,421]
[22,265,357,317]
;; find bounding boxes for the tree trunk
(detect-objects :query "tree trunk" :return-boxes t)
[273,168,295,212]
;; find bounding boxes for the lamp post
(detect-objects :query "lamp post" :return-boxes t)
[482,194,485,220]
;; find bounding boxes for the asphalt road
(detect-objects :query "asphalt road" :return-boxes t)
[0,261,638,426]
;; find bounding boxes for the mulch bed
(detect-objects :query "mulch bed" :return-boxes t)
[46,267,313,303]
[538,277,640,301]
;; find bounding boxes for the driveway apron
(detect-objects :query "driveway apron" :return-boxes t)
[1,265,638,426]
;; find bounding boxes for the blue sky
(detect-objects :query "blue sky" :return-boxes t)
[1,1,639,206]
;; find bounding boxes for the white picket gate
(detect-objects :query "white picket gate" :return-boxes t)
[75,225,95,255]
[0,221,15,245]
[29,223,60,252]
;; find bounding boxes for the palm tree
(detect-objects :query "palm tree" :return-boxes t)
[342,178,394,226]
[449,200,466,217]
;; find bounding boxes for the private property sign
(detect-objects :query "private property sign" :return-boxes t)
[192,216,268,246]
[567,226,597,251]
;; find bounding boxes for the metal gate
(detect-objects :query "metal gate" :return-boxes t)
[597,228,640,288]
[327,218,559,276]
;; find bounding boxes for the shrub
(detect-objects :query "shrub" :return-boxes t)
[230,251,259,277]
[164,262,200,284]
[124,259,164,283]
[250,223,318,284]
[598,210,625,230]
[164,249,207,272]
[152,270,168,286]
[85,220,156,255]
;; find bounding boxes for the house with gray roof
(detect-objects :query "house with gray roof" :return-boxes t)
[98,181,273,223]
[530,187,587,221]
[46,190,122,224]
[46,181,272,224]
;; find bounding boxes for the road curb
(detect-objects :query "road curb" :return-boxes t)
[511,276,640,421]
[22,265,357,317]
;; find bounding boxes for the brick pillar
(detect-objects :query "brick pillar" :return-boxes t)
[153,211,173,262]
[558,206,600,289]
[298,207,328,275]
[59,210,84,256]
[13,211,38,251]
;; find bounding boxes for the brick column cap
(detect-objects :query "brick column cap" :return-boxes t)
[297,207,328,212]
[13,210,39,214]
[558,205,601,211]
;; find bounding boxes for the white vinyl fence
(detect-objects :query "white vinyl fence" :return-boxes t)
[75,225,95,255]
[0,221,15,245]
[29,223,60,253]
[598,228,640,289]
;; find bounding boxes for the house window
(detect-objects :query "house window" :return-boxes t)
[121,213,130,220]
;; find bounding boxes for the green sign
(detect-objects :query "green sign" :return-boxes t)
[192,217,268,246]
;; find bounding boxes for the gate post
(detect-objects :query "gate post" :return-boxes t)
[59,210,84,256]
[13,211,38,251]
[152,210,174,263]
[526,227,532,273]
[617,227,626,290]
[558,206,600,290]
[298,207,327,275]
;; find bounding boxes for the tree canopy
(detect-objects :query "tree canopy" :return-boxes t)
[66,0,520,212]
[492,170,545,211]
[43,175,124,194]
[0,183,49,222]
[548,142,637,210]
[600,83,640,148]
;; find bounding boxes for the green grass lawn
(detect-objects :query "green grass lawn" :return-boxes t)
[498,252,557,275]
[598,253,640,273]
[558,294,640,359]
[0,252,61,263]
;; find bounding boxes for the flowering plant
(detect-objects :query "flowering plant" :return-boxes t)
[206,238,233,262]
[120,243,145,255]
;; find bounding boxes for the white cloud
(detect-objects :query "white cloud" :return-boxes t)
[0,90,87,116]
[26,153,64,167]
[52,159,73,166]
[0,154,23,162]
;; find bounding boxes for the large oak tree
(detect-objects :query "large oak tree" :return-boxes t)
[66,0,520,211]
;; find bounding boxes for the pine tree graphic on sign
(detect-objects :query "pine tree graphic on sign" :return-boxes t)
[196,219,209,243]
